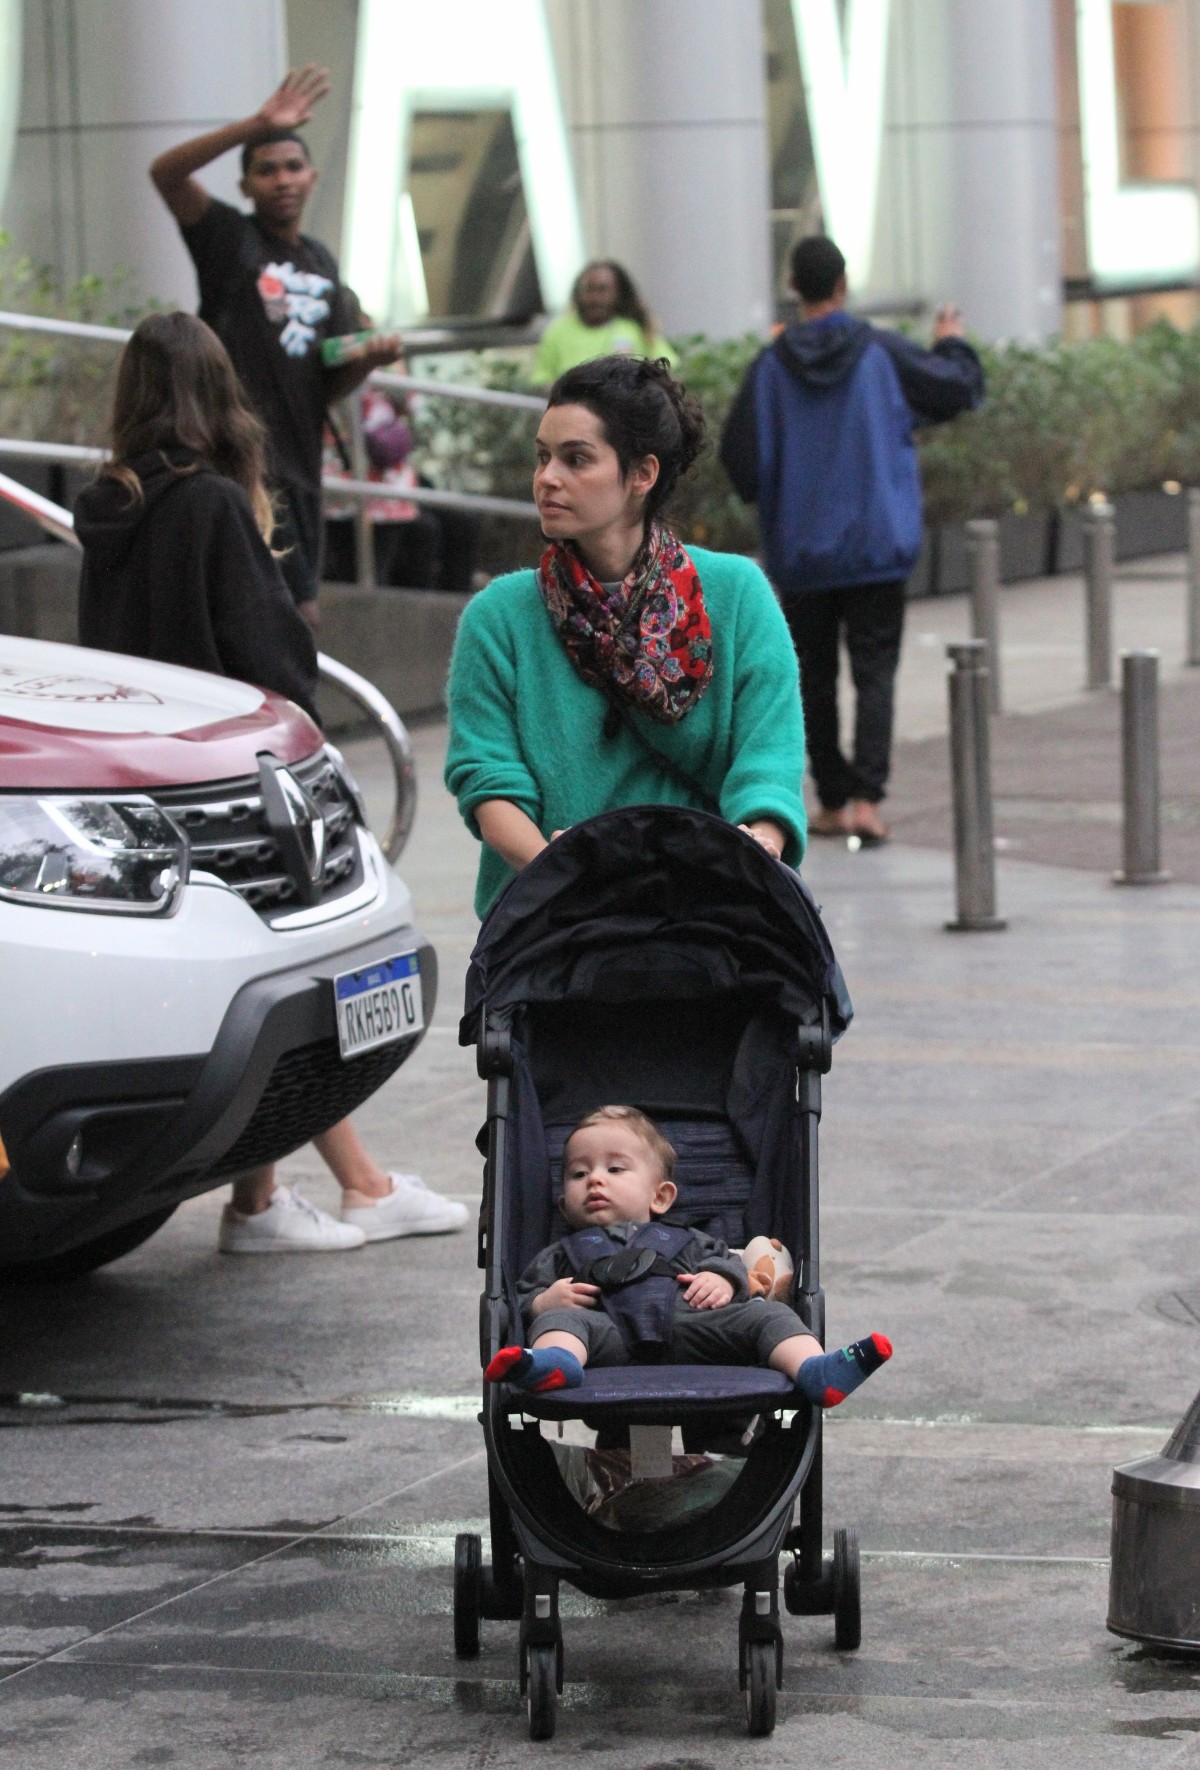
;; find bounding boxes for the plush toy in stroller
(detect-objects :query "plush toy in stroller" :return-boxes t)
[454,805,873,1739]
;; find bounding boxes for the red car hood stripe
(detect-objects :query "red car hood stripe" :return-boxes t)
[0,691,321,790]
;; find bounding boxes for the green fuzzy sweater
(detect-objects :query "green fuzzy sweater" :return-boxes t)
[444,545,807,916]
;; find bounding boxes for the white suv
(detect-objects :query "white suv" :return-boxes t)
[0,634,434,1280]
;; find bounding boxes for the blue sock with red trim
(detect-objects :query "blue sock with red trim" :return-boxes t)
[484,1345,584,1393]
[797,1334,892,1408]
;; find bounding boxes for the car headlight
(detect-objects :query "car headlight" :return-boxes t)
[0,796,189,914]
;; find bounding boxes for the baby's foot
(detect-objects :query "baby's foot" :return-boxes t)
[796,1334,891,1407]
[484,1345,584,1393]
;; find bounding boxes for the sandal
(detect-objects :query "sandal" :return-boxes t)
[808,807,851,837]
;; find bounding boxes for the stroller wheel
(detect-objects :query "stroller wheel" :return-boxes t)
[832,1526,862,1651]
[526,1643,557,1741]
[744,1640,777,1737]
[453,1533,482,1658]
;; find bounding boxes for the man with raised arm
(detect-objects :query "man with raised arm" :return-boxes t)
[150,65,401,623]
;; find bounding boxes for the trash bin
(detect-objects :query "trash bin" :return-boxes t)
[1108,1389,1200,1650]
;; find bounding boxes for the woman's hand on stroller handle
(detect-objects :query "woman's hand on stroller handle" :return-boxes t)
[530,1277,601,1316]
[677,1270,736,1310]
[738,819,786,860]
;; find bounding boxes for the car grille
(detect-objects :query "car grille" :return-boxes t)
[206,1033,415,1178]
[153,750,363,920]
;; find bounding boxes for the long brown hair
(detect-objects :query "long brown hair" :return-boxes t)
[102,312,274,539]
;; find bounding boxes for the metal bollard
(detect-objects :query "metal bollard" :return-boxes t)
[945,641,1006,932]
[347,390,377,591]
[1108,1384,1200,1650]
[1113,649,1170,886]
[1188,488,1200,667]
[965,518,1002,712]
[1082,500,1115,690]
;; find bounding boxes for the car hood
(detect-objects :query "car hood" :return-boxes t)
[0,635,321,790]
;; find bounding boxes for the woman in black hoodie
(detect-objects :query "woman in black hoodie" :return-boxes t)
[75,310,320,723]
[75,312,469,1255]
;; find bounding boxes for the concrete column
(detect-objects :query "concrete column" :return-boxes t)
[545,0,772,339]
[5,0,287,308]
[874,0,1062,342]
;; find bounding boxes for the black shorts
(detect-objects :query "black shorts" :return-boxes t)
[273,479,322,606]
[530,1297,809,1366]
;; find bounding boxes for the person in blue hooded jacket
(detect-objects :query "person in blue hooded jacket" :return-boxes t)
[720,236,983,843]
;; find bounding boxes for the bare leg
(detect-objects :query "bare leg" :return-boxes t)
[313,1118,392,1201]
[230,1165,277,1215]
[529,1329,589,1367]
[768,1333,824,1382]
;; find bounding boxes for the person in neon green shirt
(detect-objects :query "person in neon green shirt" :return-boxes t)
[532,260,676,386]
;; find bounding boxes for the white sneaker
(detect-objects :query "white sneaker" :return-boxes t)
[340,1172,469,1242]
[218,1184,366,1254]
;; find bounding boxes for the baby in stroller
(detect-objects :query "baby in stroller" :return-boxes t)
[486,1104,891,1406]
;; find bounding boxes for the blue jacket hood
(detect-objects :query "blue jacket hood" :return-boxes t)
[773,312,873,391]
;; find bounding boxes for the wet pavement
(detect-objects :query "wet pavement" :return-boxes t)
[5,571,1200,1764]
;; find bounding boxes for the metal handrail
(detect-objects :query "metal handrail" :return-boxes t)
[0,438,105,466]
[0,474,418,863]
[373,368,543,413]
[0,308,132,344]
[0,306,549,356]
[0,308,545,411]
[0,470,82,547]
[316,651,416,863]
[0,436,539,521]
[326,474,538,521]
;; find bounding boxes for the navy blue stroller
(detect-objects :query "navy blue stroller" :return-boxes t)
[454,805,856,1739]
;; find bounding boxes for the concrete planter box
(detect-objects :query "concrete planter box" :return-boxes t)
[315,583,470,728]
[1113,488,1187,561]
[929,512,1051,598]
[1054,490,1188,574]
[0,545,471,723]
[903,532,934,599]
[934,523,970,595]
[0,542,82,640]
[998,510,1053,581]
[1052,505,1085,575]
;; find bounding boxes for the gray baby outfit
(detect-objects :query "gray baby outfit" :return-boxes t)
[518,1219,806,1366]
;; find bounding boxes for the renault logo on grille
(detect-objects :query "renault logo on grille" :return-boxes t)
[258,755,327,905]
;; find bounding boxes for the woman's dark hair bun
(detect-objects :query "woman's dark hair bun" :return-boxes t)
[547,353,707,525]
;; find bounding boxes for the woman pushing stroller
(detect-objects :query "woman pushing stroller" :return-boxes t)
[447,352,891,1400]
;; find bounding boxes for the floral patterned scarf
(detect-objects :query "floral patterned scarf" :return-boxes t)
[536,522,714,724]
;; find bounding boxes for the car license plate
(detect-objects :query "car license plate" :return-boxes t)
[334,951,424,1060]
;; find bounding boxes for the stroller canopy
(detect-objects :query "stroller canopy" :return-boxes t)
[461,805,852,1039]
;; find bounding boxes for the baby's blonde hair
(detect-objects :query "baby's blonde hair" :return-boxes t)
[567,1105,676,1180]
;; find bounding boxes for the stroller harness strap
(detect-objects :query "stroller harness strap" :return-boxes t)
[560,1223,694,1362]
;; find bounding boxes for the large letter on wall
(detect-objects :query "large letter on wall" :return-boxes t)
[1076,0,1199,289]
[343,0,584,324]
[790,0,891,287]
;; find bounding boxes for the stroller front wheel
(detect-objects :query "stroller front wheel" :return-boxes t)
[744,1640,777,1736]
[526,1643,557,1740]
[453,1532,482,1658]
[832,1525,862,1650]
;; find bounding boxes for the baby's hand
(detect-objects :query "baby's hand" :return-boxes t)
[530,1277,600,1316]
[677,1271,735,1311]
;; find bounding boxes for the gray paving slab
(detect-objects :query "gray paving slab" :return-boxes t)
[3,714,1200,1763]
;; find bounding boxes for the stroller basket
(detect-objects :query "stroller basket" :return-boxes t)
[455,806,860,1739]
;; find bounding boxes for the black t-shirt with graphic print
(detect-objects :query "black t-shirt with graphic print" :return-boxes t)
[180,197,357,496]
